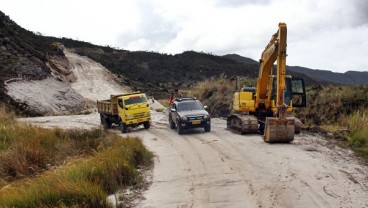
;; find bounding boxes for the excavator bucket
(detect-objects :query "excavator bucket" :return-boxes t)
[263,117,295,143]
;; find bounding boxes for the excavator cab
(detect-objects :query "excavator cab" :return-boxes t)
[291,77,306,107]
[270,76,307,108]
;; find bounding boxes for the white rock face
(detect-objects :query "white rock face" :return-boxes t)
[5,77,85,115]
[4,49,130,115]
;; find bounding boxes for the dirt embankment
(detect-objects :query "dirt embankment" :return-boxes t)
[5,49,129,115]
[17,49,368,208]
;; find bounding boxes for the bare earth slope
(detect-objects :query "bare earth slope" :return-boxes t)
[18,51,368,208]
[64,49,128,101]
[5,50,128,115]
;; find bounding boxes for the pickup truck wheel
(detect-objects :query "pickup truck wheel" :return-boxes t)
[204,124,211,132]
[177,121,183,135]
[121,123,127,133]
[144,121,150,129]
[169,117,176,129]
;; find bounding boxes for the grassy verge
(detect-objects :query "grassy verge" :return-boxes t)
[339,110,368,162]
[0,106,153,207]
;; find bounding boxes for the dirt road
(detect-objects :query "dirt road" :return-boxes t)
[18,49,368,208]
[20,110,368,208]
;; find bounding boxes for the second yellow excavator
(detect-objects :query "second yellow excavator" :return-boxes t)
[227,22,307,143]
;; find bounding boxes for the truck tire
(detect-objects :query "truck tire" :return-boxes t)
[106,118,112,129]
[121,123,127,133]
[204,124,211,132]
[102,119,110,129]
[169,117,176,129]
[144,121,150,129]
[100,114,107,129]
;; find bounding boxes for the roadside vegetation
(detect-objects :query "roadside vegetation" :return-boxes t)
[191,74,256,117]
[296,85,368,162]
[0,106,153,207]
[192,77,368,163]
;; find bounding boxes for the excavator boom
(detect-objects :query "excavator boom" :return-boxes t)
[262,23,295,143]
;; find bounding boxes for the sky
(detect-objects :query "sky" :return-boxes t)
[1,0,368,73]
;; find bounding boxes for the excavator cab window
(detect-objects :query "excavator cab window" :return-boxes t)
[291,77,306,107]
[271,78,292,106]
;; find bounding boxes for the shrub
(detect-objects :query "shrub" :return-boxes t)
[341,110,368,149]
[192,74,256,117]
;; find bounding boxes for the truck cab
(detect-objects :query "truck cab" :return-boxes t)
[117,93,151,132]
[97,92,151,133]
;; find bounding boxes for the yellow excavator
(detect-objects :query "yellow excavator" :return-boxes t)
[227,22,306,143]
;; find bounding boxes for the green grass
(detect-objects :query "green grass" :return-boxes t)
[339,110,368,161]
[0,137,152,207]
[0,106,153,207]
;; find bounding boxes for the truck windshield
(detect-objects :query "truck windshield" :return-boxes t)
[177,101,203,112]
[124,96,147,105]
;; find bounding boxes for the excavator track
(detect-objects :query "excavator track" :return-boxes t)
[227,114,258,134]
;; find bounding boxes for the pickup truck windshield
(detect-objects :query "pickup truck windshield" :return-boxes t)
[177,101,203,112]
[124,96,147,105]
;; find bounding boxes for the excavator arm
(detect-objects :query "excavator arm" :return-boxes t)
[260,23,295,142]
[256,22,287,109]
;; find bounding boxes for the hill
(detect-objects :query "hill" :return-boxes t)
[287,66,368,85]
[1,10,367,115]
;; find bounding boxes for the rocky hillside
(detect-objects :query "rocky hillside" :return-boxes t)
[0,11,85,115]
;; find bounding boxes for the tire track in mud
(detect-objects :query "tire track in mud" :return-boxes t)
[189,131,266,207]
[148,128,210,207]
[180,134,211,204]
[189,130,335,208]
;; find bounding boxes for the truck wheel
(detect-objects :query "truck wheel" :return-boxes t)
[106,118,112,129]
[169,117,176,129]
[121,123,127,133]
[177,121,183,135]
[100,114,107,129]
[102,119,110,129]
[204,124,211,132]
[144,121,150,129]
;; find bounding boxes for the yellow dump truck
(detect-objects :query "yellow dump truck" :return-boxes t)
[97,92,151,133]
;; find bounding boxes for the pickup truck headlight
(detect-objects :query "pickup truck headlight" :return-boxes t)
[204,114,210,119]
[180,116,188,121]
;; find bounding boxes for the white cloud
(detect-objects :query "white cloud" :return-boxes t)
[1,0,368,72]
